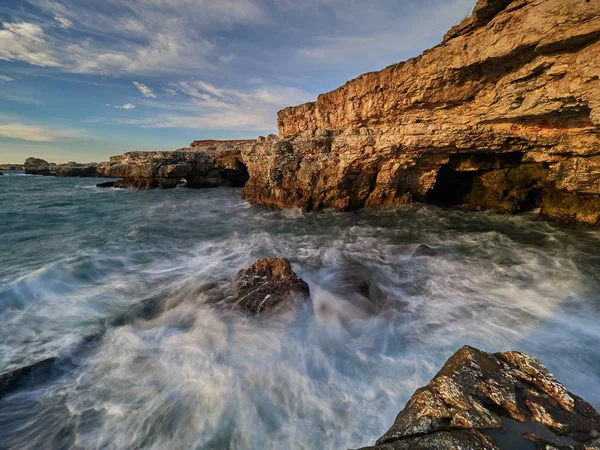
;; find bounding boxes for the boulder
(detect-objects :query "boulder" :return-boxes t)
[225,258,310,315]
[359,346,600,449]
[24,157,52,176]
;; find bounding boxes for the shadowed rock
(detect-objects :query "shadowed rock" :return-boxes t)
[0,357,58,399]
[24,157,52,176]
[224,258,310,315]
[412,244,438,258]
[55,164,98,177]
[359,346,600,449]
[96,181,117,188]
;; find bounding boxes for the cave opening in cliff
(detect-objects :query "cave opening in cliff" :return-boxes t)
[225,162,250,187]
[426,164,479,206]
[426,152,548,212]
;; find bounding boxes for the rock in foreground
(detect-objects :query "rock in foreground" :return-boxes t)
[224,258,310,315]
[360,346,600,450]
[24,157,51,176]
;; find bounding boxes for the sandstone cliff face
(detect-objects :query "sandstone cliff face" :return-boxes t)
[243,0,600,225]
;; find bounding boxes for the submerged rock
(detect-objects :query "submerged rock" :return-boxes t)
[359,346,600,449]
[412,244,438,258]
[24,157,52,176]
[0,357,58,399]
[224,258,310,315]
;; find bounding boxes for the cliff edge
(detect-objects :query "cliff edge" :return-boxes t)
[241,0,600,224]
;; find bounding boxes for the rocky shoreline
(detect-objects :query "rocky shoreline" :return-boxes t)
[21,0,599,226]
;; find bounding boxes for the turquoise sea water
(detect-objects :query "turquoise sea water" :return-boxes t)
[1,171,600,449]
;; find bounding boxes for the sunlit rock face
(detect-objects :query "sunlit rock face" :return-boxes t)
[24,157,52,176]
[97,141,252,189]
[242,0,600,225]
[358,346,600,450]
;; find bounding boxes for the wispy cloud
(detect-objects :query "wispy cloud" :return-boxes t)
[0,122,82,141]
[133,81,156,98]
[53,14,72,28]
[0,75,14,81]
[116,103,136,110]
[123,79,314,131]
[0,22,61,67]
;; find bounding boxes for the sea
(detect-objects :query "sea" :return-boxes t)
[1,171,600,449]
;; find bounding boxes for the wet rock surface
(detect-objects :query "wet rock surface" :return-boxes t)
[0,358,58,400]
[222,258,310,315]
[24,157,52,176]
[359,346,600,450]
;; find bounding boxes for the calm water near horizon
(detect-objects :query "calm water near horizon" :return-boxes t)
[1,171,600,449]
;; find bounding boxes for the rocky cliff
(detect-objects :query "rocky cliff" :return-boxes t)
[242,0,600,225]
[51,0,600,225]
[96,141,251,189]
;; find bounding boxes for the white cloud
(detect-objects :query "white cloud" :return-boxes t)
[125,79,314,131]
[116,103,136,110]
[0,122,81,141]
[0,22,61,68]
[0,75,14,82]
[54,14,72,28]
[164,88,178,96]
[0,0,266,76]
[133,81,156,98]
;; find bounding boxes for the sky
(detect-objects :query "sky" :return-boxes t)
[0,0,476,163]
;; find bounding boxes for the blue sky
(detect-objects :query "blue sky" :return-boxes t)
[0,0,476,163]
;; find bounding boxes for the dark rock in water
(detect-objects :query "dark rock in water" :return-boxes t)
[225,258,310,315]
[55,165,98,177]
[0,172,3,175]
[0,357,58,399]
[24,157,52,176]
[359,346,600,449]
[96,181,117,188]
[412,244,438,257]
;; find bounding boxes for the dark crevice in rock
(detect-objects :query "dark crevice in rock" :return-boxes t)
[426,152,550,213]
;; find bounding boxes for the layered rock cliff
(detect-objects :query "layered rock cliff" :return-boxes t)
[96,141,252,189]
[243,0,600,225]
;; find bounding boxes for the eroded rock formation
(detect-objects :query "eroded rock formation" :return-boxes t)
[96,141,251,189]
[359,345,600,450]
[55,164,99,177]
[241,0,600,225]
[222,258,310,315]
[24,157,52,176]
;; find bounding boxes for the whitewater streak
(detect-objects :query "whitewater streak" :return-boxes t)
[1,173,600,449]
